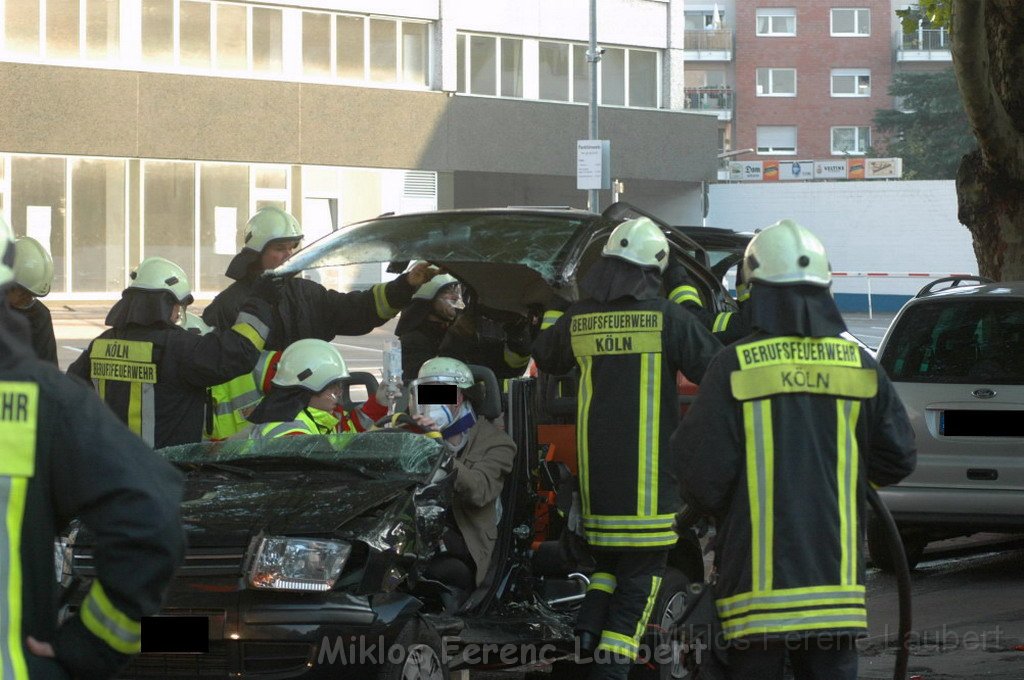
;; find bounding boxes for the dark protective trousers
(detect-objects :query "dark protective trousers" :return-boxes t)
[717,635,858,680]
[576,549,668,680]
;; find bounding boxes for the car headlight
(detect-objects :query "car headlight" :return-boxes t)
[248,537,352,592]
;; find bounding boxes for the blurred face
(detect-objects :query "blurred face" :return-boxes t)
[431,285,464,322]
[170,303,183,324]
[260,240,300,271]
[6,286,34,309]
[309,381,342,412]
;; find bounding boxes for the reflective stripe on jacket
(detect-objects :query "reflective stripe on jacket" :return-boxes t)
[250,407,340,439]
[207,351,280,441]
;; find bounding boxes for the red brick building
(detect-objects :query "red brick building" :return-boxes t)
[732,1,894,162]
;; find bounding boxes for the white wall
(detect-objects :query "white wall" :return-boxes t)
[707,180,978,298]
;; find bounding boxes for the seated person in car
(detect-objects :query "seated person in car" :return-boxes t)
[409,357,517,588]
[247,339,388,438]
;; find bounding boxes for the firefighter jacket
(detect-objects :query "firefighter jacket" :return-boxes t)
[12,300,57,365]
[206,351,281,440]
[673,332,916,643]
[250,406,340,439]
[67,310,270,449]
[398,313,450,378]
[0,328,185,679]
[709,307,752,346]
[202,273,415,351]
[532,297,722,550]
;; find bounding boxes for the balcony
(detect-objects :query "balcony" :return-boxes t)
[683,87,734,121]
[896,27,951,61]
[683,29,733,61]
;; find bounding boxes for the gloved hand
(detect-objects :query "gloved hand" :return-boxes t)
[504,316,533,356]
[405,261,441,288]
[251,274,286,305]
[663,260,694,294]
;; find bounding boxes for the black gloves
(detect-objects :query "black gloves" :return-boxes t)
[504,316,533,356]
[251,274,286,305]
[663,260,694,294]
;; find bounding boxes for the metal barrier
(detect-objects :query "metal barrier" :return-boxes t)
[831,271,976,319]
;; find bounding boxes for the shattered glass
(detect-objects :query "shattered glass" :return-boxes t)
[159,432,443,479]
[279,212,588,282]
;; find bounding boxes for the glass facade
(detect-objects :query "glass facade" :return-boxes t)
[0,153,435,295]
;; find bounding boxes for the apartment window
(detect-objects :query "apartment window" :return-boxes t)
[216,3,247,71]
[5,0,41,55]
[756,126,797,155]
[539,41,571,101]
[402,22,428,85]
[141,0,173,65]
[571,44,588,103]
[179,1,212,69]
[47,0,80,58]
[85,0,121,61]
[336,15,364,79]
[831,69,870,96]
[831,8,869,36]
[756,68,796,96]
[302,12,331,77]
[629,50,658,107]
[369,18,397,81]
[252,7,283,74]
[756,8,796,36]
[457,34,523,97]
[832,126,870,154]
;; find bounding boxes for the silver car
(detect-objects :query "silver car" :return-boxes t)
[873,278,1024,570]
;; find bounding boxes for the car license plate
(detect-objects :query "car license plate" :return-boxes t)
[941,410,1024,437]
[141,616,209,653]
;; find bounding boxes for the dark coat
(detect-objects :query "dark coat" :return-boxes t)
[13,299,57,364]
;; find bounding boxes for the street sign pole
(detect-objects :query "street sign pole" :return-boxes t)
[588,0,600,212]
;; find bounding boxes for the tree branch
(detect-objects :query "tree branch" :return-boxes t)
[951,0,1024,179]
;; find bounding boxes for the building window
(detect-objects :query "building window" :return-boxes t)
[215,3,247,71]
[755,8,796,36]
[302,11,331,77]
[72,158,127,292]
[300,14,428,85]
[251,6,283,74]
[756,67,796,96]
[457,34,523,97]
[336,15,364,80]
[85,0,121,61]
[180,1,212,69]
[199,163,248,291]
[539,41,571,101]
[401,22,429,86]
[831,69,870,96]
[831,8,869,36]
[831,126,870,154]
[5,0,41,55]
[143,161,196,283]
[47,0,81,59]
[141,0,174,65]
[756,126,797,155]
[629,49,658,108]
[11,156,66,292]
[369,18,397,82]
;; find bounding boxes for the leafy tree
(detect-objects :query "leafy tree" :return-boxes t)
[898,1,1024,280]
[872,69,974,180]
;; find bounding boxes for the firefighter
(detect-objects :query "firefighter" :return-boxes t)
[396,272,464,378]
[438,289,533,382]
[68,256,274,449]
[201,206,437,350]
[0,216,186,679]
[708,266,752,345]
[6,237,57,364]
[671,219,916,680]
[532,217,722,679]
[247,339,388,438]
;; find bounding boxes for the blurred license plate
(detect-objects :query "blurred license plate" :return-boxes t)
[141,616,209,653]
[942,410,1024,437]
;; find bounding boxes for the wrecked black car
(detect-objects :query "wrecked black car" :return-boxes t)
[62,204,734,679]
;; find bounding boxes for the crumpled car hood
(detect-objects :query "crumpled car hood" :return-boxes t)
[179,475,413,547]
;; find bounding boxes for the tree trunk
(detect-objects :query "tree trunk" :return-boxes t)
[951,0,1024,281]
[956,149,1024,280]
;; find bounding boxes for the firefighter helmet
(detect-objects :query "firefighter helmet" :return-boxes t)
[272,339,350,392]
[179,311,213,335]
[602,217,669,272]
[129,257,195,305]
[416,357,475,389]
[412,273,460,301]
[743,219,831,287]
[12,237,55,297]
[243,206,303,253]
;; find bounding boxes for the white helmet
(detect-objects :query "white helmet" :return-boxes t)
[13,237,55,297]
[129,257,194,305]
[412,273,461,301]
[179,311,213,335]
[416,356,474,389]
[602,217,669,272]
[243,206,303,253]
[743,219,831,287]
[272,339,350,392]
[0,216,15,291]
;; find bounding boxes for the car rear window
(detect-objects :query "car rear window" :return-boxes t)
[880,298,1024,384]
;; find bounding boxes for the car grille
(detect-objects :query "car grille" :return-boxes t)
[117,642,229,679]
[74,547,245,577]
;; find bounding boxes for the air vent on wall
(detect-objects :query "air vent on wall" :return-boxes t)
[403,171,437,199]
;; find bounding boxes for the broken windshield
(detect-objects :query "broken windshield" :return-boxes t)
[159,432,443,479]
[280,211,590,282]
